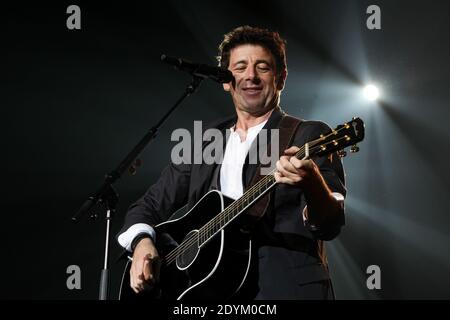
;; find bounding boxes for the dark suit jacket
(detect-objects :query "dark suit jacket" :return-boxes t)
[118,108,346,299]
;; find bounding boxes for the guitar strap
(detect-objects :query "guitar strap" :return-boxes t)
[245,114,302,220]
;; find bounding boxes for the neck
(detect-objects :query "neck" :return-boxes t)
[235,107,275,132]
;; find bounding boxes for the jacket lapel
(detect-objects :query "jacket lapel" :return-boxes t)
[243,108,284,189]
[189,114,236,204]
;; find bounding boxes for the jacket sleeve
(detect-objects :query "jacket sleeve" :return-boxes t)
[295,121,347,240]
[117,162,191,240]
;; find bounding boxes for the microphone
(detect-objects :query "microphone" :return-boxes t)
[161,54,234,83]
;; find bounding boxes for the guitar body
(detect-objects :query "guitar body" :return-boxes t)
[119,190,252,300]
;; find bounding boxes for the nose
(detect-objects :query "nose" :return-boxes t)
[244,65,259,82]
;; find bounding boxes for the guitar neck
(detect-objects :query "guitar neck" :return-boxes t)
[197,143,311,245]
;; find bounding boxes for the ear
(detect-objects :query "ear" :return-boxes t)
[276,68,288,91]
[223,82,231,92]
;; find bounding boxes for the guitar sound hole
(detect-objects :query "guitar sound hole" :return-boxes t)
[176,230,200,269]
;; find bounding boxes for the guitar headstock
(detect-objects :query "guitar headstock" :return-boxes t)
[310,117,365,158]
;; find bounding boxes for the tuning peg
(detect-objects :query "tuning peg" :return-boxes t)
[350,144,360,153]
[337,150,347,158]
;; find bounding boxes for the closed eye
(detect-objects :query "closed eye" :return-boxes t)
[234,66,246,72]
[256,63,272,72]
[257,66,270,72]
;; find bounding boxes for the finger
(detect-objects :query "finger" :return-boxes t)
[136,274,145,292]
[280,156,299,174]
[284,146,300,155]
[131,256,140,279]
[289,157,307,171]
[129,265,134,290]
[132,285,139,294]
[143,258,154,283]
[274,172,296,184]
[276,160,303,184]
[277,158,299,179]
[130,266,140,293]
[134,271,148,292]
[295,159,316,175]
[134,256,147,292]
[275,172,296,185]
[274,171,281,183]
[276,160,291,179]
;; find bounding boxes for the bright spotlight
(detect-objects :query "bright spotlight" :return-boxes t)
[363,84,380,101]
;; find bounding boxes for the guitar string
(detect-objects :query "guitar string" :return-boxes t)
[164,126,353,265]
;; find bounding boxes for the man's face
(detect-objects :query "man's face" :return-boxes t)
[223,44,286,116]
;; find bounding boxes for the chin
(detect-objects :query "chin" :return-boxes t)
[242,100,265,111]
[241,105,271,116]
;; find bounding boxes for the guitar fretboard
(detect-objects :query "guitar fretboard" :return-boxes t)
[196,137,311,246]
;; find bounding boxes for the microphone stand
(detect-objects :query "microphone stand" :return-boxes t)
[72,75,204,300]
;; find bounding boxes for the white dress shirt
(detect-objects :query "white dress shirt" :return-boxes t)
[220,120,267,200]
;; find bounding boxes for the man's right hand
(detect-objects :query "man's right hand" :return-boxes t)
[130,237,160,294]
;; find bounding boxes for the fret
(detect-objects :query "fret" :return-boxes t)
[262,181,268,191]
[202,230,208,242]
[255,184,262,198]
[236,200,244,211]
[248,188,258,201]
[218,214,223,229]
[215,222,219,233]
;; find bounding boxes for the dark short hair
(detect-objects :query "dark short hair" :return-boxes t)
[218,26,287,76]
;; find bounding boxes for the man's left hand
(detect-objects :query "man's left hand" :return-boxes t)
[274,146,319,186]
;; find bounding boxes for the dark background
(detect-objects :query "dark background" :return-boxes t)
[3,0,450,299]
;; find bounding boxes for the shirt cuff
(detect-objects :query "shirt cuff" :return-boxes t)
[117,223,156,252]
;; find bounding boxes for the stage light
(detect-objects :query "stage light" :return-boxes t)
[363,84,380,101]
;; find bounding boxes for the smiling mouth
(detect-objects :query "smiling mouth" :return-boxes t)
[242,87,263,94]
